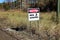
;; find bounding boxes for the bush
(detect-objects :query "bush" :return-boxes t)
[3,3,10,11]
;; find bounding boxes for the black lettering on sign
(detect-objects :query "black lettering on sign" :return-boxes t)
[30,14,34,16]
[30,16,38,19]
[35,14,37,16]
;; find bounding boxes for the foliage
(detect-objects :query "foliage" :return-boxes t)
[0,0,57,12]
[3,2,10,11]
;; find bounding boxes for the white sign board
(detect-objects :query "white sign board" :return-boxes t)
[28,8,39,21]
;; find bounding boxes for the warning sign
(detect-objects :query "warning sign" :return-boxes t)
[28,8,39,21]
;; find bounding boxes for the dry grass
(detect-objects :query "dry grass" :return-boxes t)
[0,11,59,30]
[0,11,60,40]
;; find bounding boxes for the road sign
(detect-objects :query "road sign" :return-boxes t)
[28,8,39,21]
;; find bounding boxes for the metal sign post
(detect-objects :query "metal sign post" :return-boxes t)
[28,8,40,34]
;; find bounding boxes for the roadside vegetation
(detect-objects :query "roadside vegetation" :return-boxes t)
[0,10,60,40]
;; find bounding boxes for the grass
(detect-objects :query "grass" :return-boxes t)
[0,11,59,29]
[0,10,60,40]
